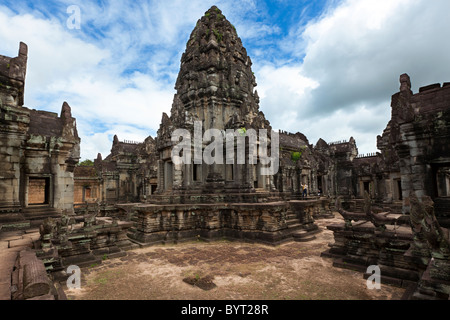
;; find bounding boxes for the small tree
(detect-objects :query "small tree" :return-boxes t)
[78,159,94,166]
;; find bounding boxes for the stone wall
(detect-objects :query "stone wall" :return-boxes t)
[0,43,80,229]
[377,74,450,220]
[127,198,330,246]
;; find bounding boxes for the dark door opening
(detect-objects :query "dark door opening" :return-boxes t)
[193,164,202,182]
[363,181,370,194]
[397,180,403,201]
[317,176,323,195]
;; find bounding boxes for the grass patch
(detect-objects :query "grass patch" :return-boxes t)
[89,269,125,287]
[182,270,217,291]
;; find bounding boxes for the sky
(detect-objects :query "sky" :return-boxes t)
[1,0,450,161]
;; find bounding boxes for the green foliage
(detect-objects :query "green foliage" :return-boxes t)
[217,13,224,20]
[78,159,94,166]
[6,63,10,69]
[238,127,247,136]
[291,151,302,162]
[205,12,210,18]
[213,29,223,42]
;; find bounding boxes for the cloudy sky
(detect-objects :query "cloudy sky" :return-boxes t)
[1,0,450,160]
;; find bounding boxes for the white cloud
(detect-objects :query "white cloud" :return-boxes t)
[2,0,449,160]
[255,0,450,154]
[0,4,176,160]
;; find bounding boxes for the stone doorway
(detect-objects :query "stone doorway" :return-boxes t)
[317,176,323,195]
[28,177,50,206]
[363,181,370,194]
[435,166,450,198]
[396,180,403,201]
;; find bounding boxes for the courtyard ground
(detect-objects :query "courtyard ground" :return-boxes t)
[66,213,406,300]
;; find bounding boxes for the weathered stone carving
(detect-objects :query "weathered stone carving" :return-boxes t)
[410,193,450,260]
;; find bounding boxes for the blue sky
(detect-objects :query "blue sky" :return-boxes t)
[1,0,450,160]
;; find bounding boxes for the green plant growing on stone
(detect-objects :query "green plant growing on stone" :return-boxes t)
[291,151,302,162]
[213,29,223,42]
[205,12,210,18]
[6,63,10,69]
[102,254,108,261]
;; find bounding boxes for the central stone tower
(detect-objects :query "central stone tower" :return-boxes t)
[155,6,274,200]
[127,6,322,246]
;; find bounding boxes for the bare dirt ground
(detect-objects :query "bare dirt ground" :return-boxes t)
[66,213,406,300]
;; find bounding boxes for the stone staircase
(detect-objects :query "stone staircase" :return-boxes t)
[21,206,62,227]
[0,206,62,231]
[285,212,320,242]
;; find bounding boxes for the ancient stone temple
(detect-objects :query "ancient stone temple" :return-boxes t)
[378,74,450,221]
[2,6,449,301]
[127,6,328,245]
[323,74,450,300]
[155,6,273,198]
[0,42,81,230]
[74,135,158,211]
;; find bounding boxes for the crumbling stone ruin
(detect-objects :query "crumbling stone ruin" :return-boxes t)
[73,135,158,216]
[0,42,80,230]
[0,42,136,300]
[126,6,329,246]
[36,211,136,272]
[323,74,450,300]
[1,5,449,300]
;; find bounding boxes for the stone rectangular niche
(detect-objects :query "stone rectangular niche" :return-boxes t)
[27,176,51,206]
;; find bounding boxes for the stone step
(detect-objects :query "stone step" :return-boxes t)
[292,229,318,242]
[286,219,299,226]
[22,207,61,218]
[287,223,303,231]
